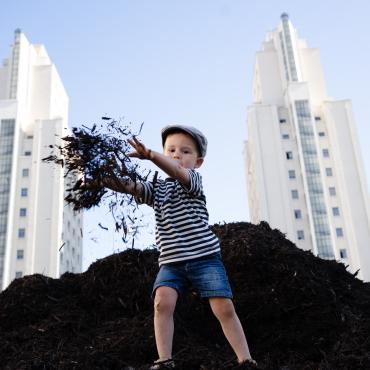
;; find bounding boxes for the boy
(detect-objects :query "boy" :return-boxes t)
[88,125,256,369]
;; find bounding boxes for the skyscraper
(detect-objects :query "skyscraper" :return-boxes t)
[0,30,83,290]
[245,14,370,281]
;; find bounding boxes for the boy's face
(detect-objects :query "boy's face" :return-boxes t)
[164,132,204,169]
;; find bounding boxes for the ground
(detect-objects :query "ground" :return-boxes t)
[0,222,369,369]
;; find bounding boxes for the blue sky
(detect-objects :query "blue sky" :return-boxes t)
[1,1,370,270]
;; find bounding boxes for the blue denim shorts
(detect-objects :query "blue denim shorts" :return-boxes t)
[152,253,233,299]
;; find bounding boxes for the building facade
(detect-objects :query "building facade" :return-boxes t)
[245,14,370,281]
[0,30,83,290]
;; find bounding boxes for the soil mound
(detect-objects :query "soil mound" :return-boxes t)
[0,222,369,370]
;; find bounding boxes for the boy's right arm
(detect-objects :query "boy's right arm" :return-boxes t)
[83,177,144,198]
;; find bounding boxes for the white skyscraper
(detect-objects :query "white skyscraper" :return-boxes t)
[245,14,370,281]
[0,30,83,290]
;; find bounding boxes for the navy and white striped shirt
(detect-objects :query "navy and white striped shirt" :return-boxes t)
[137,169,220,265]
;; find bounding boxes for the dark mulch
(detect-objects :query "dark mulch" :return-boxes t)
[0,222,369,369]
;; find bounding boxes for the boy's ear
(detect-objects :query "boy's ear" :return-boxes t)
[195,157,204,168]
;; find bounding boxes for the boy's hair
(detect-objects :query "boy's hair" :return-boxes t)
[161,125,208,158]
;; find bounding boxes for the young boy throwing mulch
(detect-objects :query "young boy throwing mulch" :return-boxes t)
[87,125,256,369]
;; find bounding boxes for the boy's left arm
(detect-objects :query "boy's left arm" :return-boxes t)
[128,137,191,186]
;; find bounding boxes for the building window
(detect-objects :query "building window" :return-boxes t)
[318,132,325,137]
[279,119,286,123]
[15,271,23,278]
[294,209,302,219]
[18,228,26,238]
[24,151,31,156]
[336,228,344,237]
[291,189,299,199]
[332,207,340,216]
[297,230,305,240]
[329,187,336,196]
[288,170,296,179]
[326,168,333,176]
[322,149,329,157]
[282,134,290,139]
[0,119,15,136]
[314,116,321,121]
[340,249,347,259]
[17,249,24,259]
[19,208,27,217]
[21,188,28,197]
[22,168,29,177]
[286,151,293,160]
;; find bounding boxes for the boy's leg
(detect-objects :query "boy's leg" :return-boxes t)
[154,286,178,361]
[209,297,253,363]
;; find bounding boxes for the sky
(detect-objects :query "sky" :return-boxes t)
[1,0,370,271]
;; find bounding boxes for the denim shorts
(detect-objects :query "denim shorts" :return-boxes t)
[152,253,233,299]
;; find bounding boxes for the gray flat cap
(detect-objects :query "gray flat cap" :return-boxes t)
[161,124,208,157]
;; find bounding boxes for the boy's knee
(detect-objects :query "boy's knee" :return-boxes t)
[154,298,174,314]
[154,287,177,315]
[210,298,236,320]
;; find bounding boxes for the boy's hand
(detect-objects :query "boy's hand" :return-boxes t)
[128,136,152,160]
[80,178,103,190]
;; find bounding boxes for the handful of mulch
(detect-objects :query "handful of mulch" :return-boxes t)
[43,117,156,237]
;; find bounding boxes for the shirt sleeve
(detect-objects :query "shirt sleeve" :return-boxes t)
[135,181,155,207]
[181,169,203,197]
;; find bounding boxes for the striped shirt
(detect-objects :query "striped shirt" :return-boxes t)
[137,169,220,265]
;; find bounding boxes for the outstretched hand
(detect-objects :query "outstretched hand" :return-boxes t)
[128,136,152,160]
[79,178,104,190]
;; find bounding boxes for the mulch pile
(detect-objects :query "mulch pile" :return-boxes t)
[1,222,369,370]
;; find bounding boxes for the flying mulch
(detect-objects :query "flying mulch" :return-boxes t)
[42,117,157,239]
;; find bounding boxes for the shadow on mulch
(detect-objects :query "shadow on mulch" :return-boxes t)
[0,222,369,370]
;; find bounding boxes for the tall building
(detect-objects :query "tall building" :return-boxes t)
[245,14,370,281]
[0,30,83,290]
